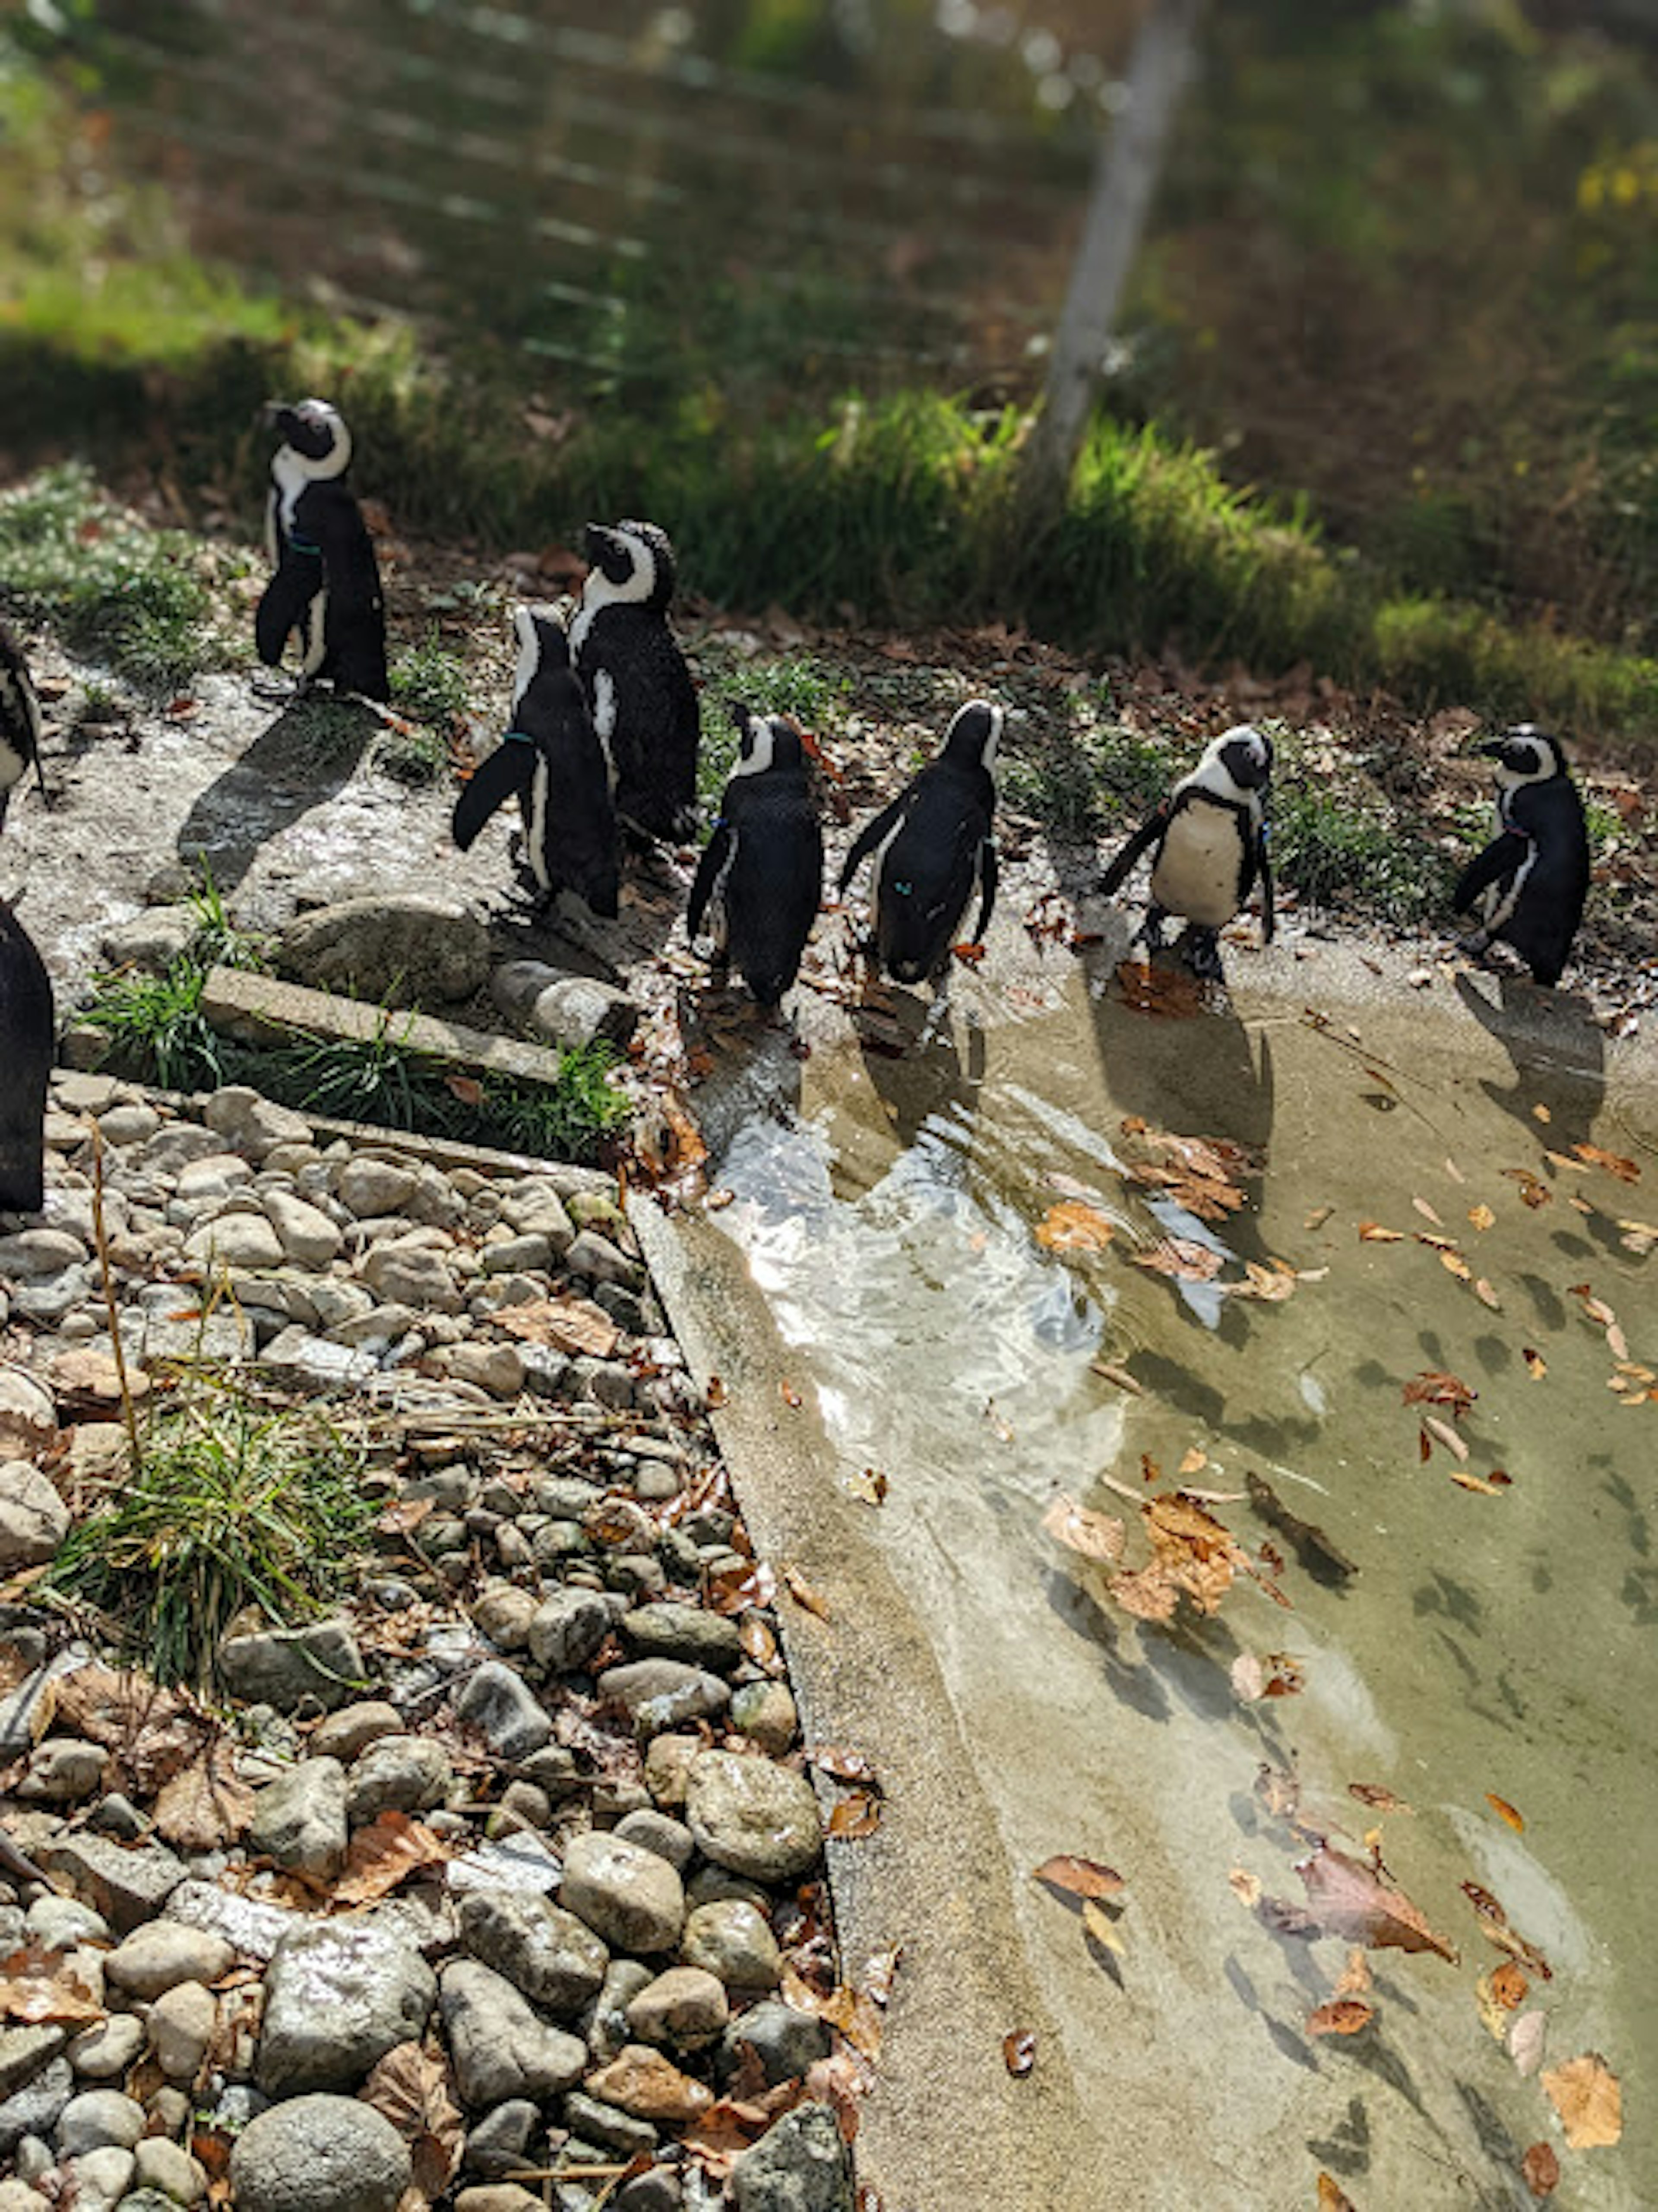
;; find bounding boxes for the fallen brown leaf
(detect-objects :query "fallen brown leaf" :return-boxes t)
[1003,2030,1036,2078]
[361,2041,462,2202]
[1229,1868,1262,1909]
[1081,1898,1124,1955]
[846,1466,888,1507]
[1468,1203,1496,1231]
[1317,2178,1359,2212]
[1041,1492,1126,1563]
[1522,1347,1547,1380]
[1032,1854,1126,1901]
[0,1944,105,2028]
[494,1295,619,1360]
[1035,1201,1117,1252]
[1485,1793,1525,1833]
[1510,2009,1548,2076]
[826,1791,882,1841]
[782,1565,832,1622]
[1573,1142,1639,1183]
[1131,1236,1225,1283]
[151,1737,254,1852]
[810,1746,879,1786]
[1357,1222,1404,1242]
[1307,1999,1373,2037]
[1541,2052,1621,2149]
[1296,1843,1458,1962]
[1461,1881,1552,1980]
[1335,1948,1372,1997]
[1520,2142,1560,2199]
[332,1812,450,1905]
[1347,1782,1412,1814]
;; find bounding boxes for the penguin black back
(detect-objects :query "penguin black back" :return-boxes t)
[0,897,54,1215]
[1452,726,1589,987]
[255,399,389,701]
[570,520,700,843]
[839,699,1001,986]
[0,619,45,831]
[687,706,823,1006]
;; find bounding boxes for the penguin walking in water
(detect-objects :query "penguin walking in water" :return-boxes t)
[0,897,54,1215]
[687,705,823,1007]
[452,604,620,919]
[838,699,1002,986]
[1452,725,1589,987]
[255,399,389,701]
[0,619,47,830]
[569,521,699,845]
[1098,724,1275,977]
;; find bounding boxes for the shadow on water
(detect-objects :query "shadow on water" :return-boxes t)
[174,697,373,892]
[854,988,987,1154]
[1452,970,1606,1152]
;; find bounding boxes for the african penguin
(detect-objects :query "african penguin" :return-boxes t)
[255,399,389,701]
[0,897,54,1215]
[0,620,46,832]
[452,604,620,919]
[569,520,700,844]
[838,699,1001,987]
[1098,723,1275,977]
[1452,725,1589,987]
[687,705,824,1006]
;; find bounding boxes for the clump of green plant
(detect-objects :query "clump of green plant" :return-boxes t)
[1271,782,1453,923]
[184,866,268,974]
[257,1012,446,1130]
[479,1048,631,1166]
[0,465,218,690]
[693,649,854,806]
[49,1381,374,1687]
[386,630,472,786]
[1002,707,1176,840]
[82,960,223,1090]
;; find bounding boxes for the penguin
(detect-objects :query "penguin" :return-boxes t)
[0,618,47,831]
[0,897,54,1215]
[255,399,389,701]
[452,603,620,919]
[1098,723,1275,977]
[838,699,1002,986]
[687,705,824,1006]
[1452,725,1589,987]
[569,520,699,844]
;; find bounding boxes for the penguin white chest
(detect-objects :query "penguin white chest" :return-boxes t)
[1151,806,1245,926]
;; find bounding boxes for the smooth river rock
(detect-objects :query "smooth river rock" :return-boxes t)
[230,2094,412,2212]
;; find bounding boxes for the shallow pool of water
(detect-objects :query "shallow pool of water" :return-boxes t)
[712,957,1655,2209]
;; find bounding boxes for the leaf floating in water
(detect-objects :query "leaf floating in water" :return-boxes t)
[1468,1203,1496,1231]
[1504,1166,1553,1208]
[1317,2177,1359,2211]
[1255,1760,1300,1822]
[1617,1215,1658,1255]
[1519,2142,1560,2199]
[779,1380,804,1410]
[1107,1492,1250,1621]
[1304,1204,1334,1231]
[1178,1446,1208,1476]
[1307,1999,1373,2038]
[1532,1103,1552,1123]
[1132,1237,1225,1283]
[1041,1493,1126,1563]
[1474,1278,1501,1309]
[984,1399,1015,1443]
[1231,1651,1304,1703]
[1450,1469,1509,1495]
[1003,2030,1037,2078]
[1522,1347,1547,1380]
[1486,1793,1525,1833]
[1035,1200,1117,1252]
[1573,1142,1639,1183]
[1335,1948,1373,1997]
[1422,1416,1469,1463]
[1090,1358,1143,1395]
[1228,1867,1263,1909]
[1462,1881,1552,1979]
[782,1565,832,1622]
[1357,1221,1405,1242]
[1296,1842,1459,1962]
[846,1466,889,1507]
[1412,1196,1444,1225]
[1510,2008,1548,2076]
[1348,1782,1412,1815]
[1032,1854,1126,1901]
[1541,2052,1622,2149]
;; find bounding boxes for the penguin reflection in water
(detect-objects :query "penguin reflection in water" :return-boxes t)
[1453,725,1589,988]
[255,399,389,702]
[452,604,620,921]
[570,521,700,846]
[687,706,823,1009]
[1098,723,1275,978]
[0,898,53,1216]
[838,700,1002,987]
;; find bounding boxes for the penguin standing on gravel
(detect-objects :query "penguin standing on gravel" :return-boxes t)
[1098,724,1275,976]
[688,705,823,1006]
[838,699,1002,987]
[255,399,389,701]
[569,520,699,844]
[452,604,620,919]
[1452,725,1589,987]
[0,619,47,830]
[0,897,54,1215]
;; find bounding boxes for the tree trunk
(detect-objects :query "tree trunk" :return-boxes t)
[1019,0,1205,522]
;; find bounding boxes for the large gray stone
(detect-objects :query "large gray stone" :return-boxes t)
[230,2094,411,2212]
[523,976,640,1054]
[103,1921,234,1999]
[162,1879,296,1964]
[263,1190,343,1267]
[247,1758,350,1880]
[527,1587,612,1675]
[0,1463,69,1570]
[684,1752,822,1884]
[182,1214,285,1271]
[598,1659,730,1736]
[680,1899,781,1990]
[0,2027,63,2100]
[619,1604,743,1674]
[457,1888,608,2017]
[439,1960,588,2109]
[559,1831,684,1956]
[55,2087,145,2154]
[256,1920,436,2095]
[453,1661,551,1759]
[100,907,195,972]
[217,1619,367,1713]
[277,896,491,1007]
[41,1835,186,1936]
[202,1087,312,1160]
[358,1241,462,1313]
[729,2102,853,2211]
[0,2056,71,2154]
[346,1735,453,1825]
[718,2001,832,2089]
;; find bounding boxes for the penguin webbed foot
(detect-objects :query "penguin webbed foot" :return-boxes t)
[1141,905,1168,955]
[1181,927,1225,981]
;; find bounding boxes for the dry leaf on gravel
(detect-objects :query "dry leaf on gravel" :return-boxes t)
[1003,2030,1037,2077]
[493,1295,619,1360]
[151,1737,254,1852]
[1041,1492,1126,1563]
[1035,1201,1117,1251]
[361,2041,462,2203]
[1307,2000,1374,2037]
[1032,1854,1126,1901]
[332,1812,450,1905]
[1520,2143,1560,2198]
[0,1944,105,2027]
[1296,1843,1458,1962]
[1541,2052,1622,2149]
[782,1565,832,1621]
[826,1791,883,1840]
[46,1662,205,1795]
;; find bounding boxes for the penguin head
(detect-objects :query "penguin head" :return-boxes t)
[266,398,352,479]
[941,699,1004,774]
[581,520,676,614]
[511,603,571,716]
[728,703,804,780]
[1190,724,1272,800]
[1481,725,1566,788]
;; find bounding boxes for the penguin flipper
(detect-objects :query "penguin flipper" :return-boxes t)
[971,837,1000,944]
[1258,833,1275,945]
[838,796,907,894]
[1452,832,1526,915]
[1098,805,1167,898]
[452,744,535,851]
[255,552,323,668]
[687,822,732,944]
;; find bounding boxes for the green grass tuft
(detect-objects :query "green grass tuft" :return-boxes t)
[1003,707,1176,840]
[693,648,854,807]
[1271,781,1452,924]
[49,1381,374,1688]
[82,959,223,1090]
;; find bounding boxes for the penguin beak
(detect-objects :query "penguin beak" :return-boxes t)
[1477,740,1507,759]
[263,401,299,437]
[582,523,614,562]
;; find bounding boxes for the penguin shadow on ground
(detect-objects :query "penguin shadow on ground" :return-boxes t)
[1453,969,1606,1154]
[854,987,987,1154]
[174,697,374,895]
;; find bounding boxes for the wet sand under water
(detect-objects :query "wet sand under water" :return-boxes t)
[668,949,1656,2211]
